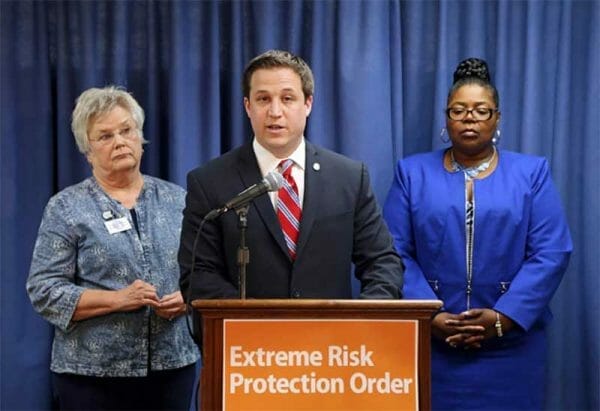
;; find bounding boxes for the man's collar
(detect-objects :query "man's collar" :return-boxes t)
[252,137,306,174]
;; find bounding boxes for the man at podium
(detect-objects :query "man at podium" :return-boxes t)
[178,50,403,303]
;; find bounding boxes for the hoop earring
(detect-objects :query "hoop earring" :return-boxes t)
[492,129,501,145]
[440,127,450,143]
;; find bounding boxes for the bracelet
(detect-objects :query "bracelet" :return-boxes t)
[494,311,503,338]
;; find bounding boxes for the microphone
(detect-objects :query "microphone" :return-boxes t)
[204,171,284,220]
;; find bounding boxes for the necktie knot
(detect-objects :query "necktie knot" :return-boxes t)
[278,159,294,178]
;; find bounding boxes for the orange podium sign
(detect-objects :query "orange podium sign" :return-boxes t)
[222,319,418,410]
[192,299,442,410]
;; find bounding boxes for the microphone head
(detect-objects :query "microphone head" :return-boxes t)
[264,171,285,191]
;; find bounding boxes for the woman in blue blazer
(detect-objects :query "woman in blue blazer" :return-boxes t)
[383,58,572,410]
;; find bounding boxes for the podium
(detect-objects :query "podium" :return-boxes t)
[192,299,442,411]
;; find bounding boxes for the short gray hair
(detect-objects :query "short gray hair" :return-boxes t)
[71,86,146,154]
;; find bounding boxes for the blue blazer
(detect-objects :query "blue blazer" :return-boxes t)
[382,146,573,410]
[179,141,403,301]
[383,149,572,332]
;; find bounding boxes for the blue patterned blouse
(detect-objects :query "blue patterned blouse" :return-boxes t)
[27,176,199,377]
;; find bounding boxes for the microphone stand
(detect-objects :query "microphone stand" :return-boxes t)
[235,204,250,299]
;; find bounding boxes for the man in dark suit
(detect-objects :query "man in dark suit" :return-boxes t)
[179,50,403,302]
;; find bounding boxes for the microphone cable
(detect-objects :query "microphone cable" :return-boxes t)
[184,215,209,346]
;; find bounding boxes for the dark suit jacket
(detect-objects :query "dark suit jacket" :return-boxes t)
[179,141,403,301]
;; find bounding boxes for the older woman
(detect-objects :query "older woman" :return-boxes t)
[26,86,199,410]
[383,58,572,410]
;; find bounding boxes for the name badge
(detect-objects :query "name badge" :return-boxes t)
[104,217,132,234]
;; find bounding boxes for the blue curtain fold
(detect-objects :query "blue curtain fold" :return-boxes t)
[1,1,598,410]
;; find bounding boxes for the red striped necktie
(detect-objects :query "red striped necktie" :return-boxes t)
[277,159,302,260]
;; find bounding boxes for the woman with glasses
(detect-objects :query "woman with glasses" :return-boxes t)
[383,58,572,410]
[26,86,199,410]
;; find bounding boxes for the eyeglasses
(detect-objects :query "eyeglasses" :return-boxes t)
[446,107,498,121]
[89,125,138,145]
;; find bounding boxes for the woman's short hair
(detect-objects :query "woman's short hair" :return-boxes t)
[71,86,146,154]
[447,58,500,108]
[242,50,314,100]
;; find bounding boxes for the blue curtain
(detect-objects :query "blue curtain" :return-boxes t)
[1,1,598,410]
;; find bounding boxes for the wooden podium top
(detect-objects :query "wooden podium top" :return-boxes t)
[191,298,442,319]
[192,298,441,309]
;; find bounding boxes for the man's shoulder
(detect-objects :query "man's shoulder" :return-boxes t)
[307,142,362,170]
[188,144,250,177]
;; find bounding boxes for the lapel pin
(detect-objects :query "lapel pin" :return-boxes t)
[312,162,321,171]
[102,210,113,220]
